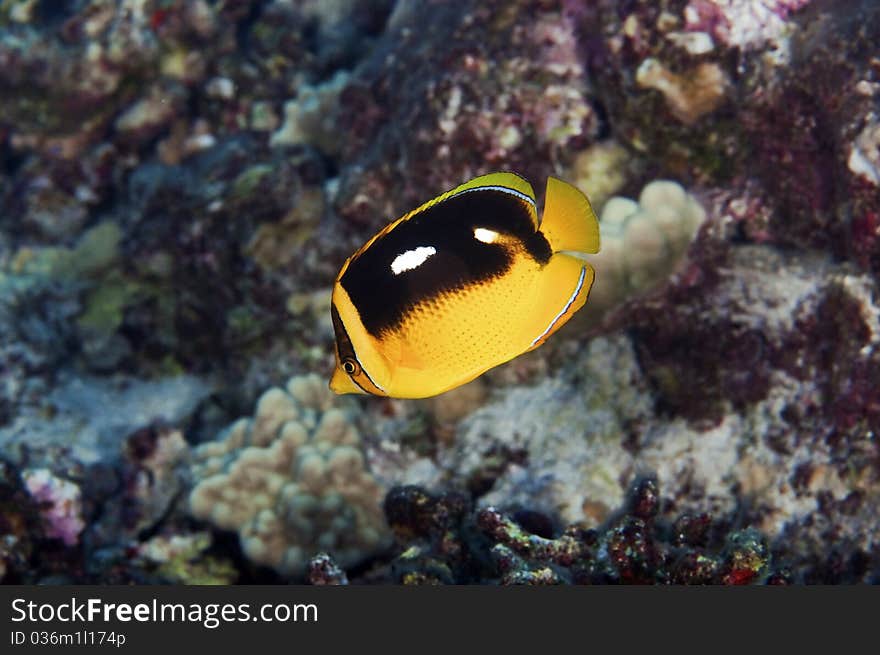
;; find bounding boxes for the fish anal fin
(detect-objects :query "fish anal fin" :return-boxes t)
[525,253,595,352]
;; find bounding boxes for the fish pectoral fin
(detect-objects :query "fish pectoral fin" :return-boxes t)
[525,253,595,351]
[396,337,426,370]
[378,332,425,374]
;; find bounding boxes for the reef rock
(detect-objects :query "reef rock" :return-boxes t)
[437,240,880,581]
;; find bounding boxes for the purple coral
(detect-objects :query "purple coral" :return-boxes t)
[22,469,85,548]
[684,0,812,49]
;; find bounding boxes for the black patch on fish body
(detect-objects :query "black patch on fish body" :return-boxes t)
[342,189,552,337]
[331,303,357,364]
[331,303,371,393]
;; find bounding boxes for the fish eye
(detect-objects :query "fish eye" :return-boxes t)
[342,358,359,375]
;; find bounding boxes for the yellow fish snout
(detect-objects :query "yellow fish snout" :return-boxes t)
[330,363,367,395]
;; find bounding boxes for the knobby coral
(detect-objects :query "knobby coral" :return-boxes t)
[188,374,388,575]
[589,180,706,312]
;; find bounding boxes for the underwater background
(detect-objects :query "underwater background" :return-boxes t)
[0,0,878,584]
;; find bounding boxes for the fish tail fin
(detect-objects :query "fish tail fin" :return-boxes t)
[539,177,600,255]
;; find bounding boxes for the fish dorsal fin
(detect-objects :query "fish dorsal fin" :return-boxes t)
[445,172,538,227]
[448,172,537,201]
[401,172,537,227]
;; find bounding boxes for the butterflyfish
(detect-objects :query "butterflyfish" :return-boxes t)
[329,172,600,398]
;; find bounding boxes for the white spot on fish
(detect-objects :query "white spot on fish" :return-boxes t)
[473,228,500,244]
[391,246,437,275]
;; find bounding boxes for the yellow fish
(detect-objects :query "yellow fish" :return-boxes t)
[329,172,600,398]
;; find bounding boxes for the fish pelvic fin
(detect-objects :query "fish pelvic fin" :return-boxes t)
[539,177,600,255]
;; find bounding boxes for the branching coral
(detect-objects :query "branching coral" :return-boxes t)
[189,374,389,575]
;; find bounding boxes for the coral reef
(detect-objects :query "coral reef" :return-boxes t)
[636,59,730,126]
[188,374,389,576]
[0,372,208,469]
[271,72,351,155]
[433,262,880,578]
[307,552,350,585]
[437,344,643,527]
[683,0,812,51]
[588,179,706,313]
[849,113,880,185]
[0,458,95,584]
[332,1,598,243]
[116,426,191,540]
[569,140,632,210]
[575,0,880,274]
[374,479,797,585]
[0,0,395,419]
[0,0,877,586]
[0,459,44,582]
[22,468,85,547]
[135,532,238,585]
